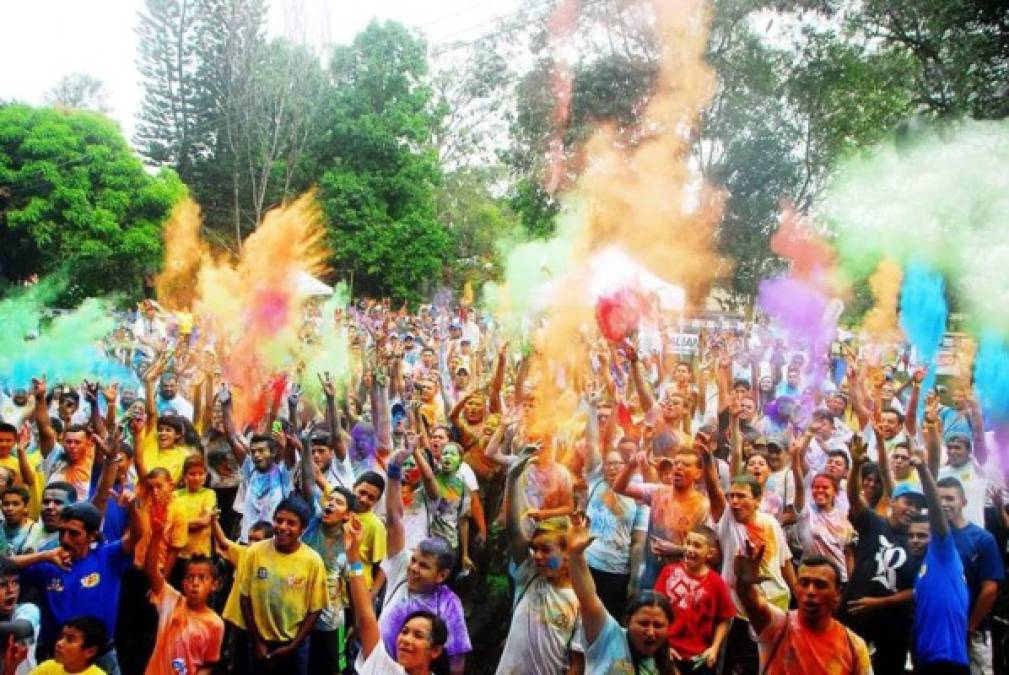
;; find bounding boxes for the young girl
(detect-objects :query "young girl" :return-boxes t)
[170,454,217,587]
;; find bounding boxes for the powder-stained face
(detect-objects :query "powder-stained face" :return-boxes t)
[439,444,462,475]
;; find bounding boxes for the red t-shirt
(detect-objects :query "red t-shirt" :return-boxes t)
[654,562,736,658]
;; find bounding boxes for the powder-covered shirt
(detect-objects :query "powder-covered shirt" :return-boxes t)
[145,583,224,675]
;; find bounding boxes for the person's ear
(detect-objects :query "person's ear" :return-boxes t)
[435,568,451,584]
[82,645,98,664]
[430,644,444,661]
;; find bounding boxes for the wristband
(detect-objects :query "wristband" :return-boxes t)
[387,464,403,481]
[348,561,365,578]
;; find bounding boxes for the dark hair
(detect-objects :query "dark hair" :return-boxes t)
[416,537,457,573]
[59,391,81,406]
[50,418,64,435]
[183,554,219,579]
[880,407,905,425]
[730,474,762,499]
[0,557,20,579]
[0,422,17,436]
[908,513,930,525]
[826,449,850,469]
[732,378,751,391]
[63,615,110,658]
[354,471,386,497]
[43,481,77,505]
[401,610,449,674]
[946,434,972,451]
[330,486,357,513]
[798,555,843,588]
[811,408,834,423]
[859,461,883,506]
[250,521,274,538]
[156,415,185,436]
[936,476,966,496]
[690,524,719,549]
[274,496,311,528]
[624,591,675,675]
[651,432,678,458]
[1,485,30,505]
[63,423,89,436]
[249,434,278,454]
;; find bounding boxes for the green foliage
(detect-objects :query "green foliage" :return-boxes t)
[318,21,450,303]
[0,105,186,304]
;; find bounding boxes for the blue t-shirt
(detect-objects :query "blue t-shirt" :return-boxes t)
[914,532,969,666]
[21,541,131,647]
[951,522,1004,629]
[583,613,658,675]
[238,456,291,542]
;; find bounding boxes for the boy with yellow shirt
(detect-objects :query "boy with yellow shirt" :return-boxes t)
[22,616,110,675]
[237,496,328,675]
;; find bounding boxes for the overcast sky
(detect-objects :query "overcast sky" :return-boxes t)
[0,0,521,142]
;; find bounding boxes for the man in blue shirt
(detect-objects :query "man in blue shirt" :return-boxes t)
[937,476,1004,675]
[11,498,140,675]
[911,450,969,674]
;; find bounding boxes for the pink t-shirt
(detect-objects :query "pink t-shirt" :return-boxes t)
[146,584,224,675]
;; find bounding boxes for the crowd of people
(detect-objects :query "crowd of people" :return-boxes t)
[0,295,1006,675]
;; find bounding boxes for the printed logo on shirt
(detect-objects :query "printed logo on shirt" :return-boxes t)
[256,567,268,580]
[80,573,100,588]
[918,563,928,579]
[285,575,306,589]
[872,534,907,592]
[46,578,64,593]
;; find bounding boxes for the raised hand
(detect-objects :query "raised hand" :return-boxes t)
[566,511,595,555]
[102,382,119,404]
[31,376,47,400]
[343,513,364,560]
[83,381,99,403]
[733,539,767,588]
[217,383,232,406]
[287,383,302,408]
[849,433,868,464]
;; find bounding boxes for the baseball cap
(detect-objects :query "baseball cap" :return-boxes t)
[892,483,927,508]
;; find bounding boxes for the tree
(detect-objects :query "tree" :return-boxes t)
[44,74,111,113]
[134,0,204,180]
[0,105,186,303]
[850,0,1009,120]
[436,166,523,291]
[317,21,450,303]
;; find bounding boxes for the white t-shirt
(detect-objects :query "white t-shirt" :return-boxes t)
[797,504,854,582]
[584,474,649,575]
[495,559,583,675]
[356,641,406,675]
[716,511,792,614]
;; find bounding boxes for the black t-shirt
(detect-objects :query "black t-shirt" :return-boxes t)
[841,508,920,637]
[716,408,756,458]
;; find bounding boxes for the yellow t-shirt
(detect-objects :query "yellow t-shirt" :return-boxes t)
[358,510,387,589]
[31,660,105,675]
[237,540,329,642]
[138,428,193,483]
[221,541,249,626]
[173,487,217,557]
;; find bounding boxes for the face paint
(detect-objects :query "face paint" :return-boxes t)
[546,556,563,570]
[439,444,462,474]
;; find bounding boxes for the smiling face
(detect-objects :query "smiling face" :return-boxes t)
[946,439,970,467]
[889,495,921,529]
[626,605,670,658]
[682,531,714,572]
[183,464,207,492]
[396,615,443,670]
[406,551,450,593]
[156,423,180,450]
[810,475,836,509]
[272,509,304,552]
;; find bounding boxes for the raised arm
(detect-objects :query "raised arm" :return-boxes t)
[904,369,924,437]
[504,451,534,563]
[699,432,726,522]
[966,390,988,464]
[488,341,507,414]
[90,431,121,517]
[923,394,942,478]
[912,448,948,538]
[734,540,775,635]
[612,452,646,501]
[143,506,167,596]
[791,438,807,515]
[625,343,655,414]
[847,435,869,521]
[31,377,56,457]
[566,512,609,645]
[384,446,412,557]
[345,515,381,659]
[218,384,248,465]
